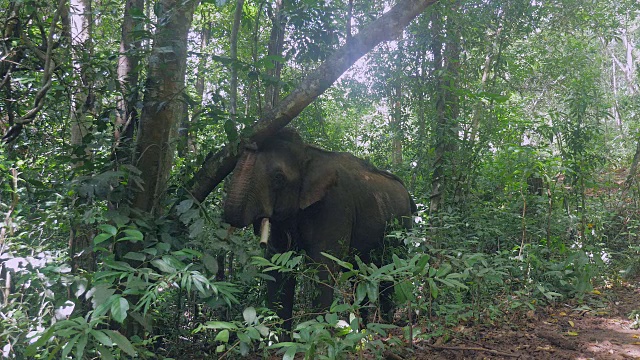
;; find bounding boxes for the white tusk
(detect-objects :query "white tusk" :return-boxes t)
[259,218,271,248]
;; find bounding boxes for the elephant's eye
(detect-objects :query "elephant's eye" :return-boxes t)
[272,171,286,189]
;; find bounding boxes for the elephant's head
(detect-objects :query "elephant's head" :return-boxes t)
[223,128,336,238]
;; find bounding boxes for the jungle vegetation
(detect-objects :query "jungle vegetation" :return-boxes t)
[1,0,640,358]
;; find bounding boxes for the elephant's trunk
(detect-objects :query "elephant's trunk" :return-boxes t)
[223,151,258,228]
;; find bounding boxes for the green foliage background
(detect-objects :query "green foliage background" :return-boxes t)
[1,0,640,358]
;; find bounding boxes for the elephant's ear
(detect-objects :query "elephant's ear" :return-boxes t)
[299,160,337,210]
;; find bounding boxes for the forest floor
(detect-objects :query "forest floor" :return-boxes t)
[386,277,640,360]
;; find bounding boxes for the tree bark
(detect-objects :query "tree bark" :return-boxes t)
[132,0,199,214]
[189,0,437,203]
[429,5,460,217]
[391,33,404,167]
[113,0,144,164]
[69,0,96,273]
[264,0,286,110]
[229,0,244,118]
[179,15,210,157]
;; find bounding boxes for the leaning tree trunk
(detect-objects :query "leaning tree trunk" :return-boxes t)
[189,0,438,203]
[132,0,199,215]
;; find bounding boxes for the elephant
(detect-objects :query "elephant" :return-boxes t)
[222,128,416,336]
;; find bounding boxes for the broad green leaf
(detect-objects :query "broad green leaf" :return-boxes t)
[202,321,237,330]
[321,252,353,270]
[104,330,136,356]
[246,327,262,340]
[95,344,116,360]
[123,251,146,262]
[91,330,113,347]
[428,278,438,299]
[93,233,113,245]
[243,307,257,324]
[151,258,176,273]
[61,334,80,359]
[414,254,430,275]
[330,303,352,313]
[176,199,194,214]
[98,224,118,236]
[110,296,129,323]
[237,330,250,343]
[202,253,219,274]
[283,344,297,360]
[356,283,367,304]
[121,229,144,242]
[76,333,88,359]
[215,329,230,343]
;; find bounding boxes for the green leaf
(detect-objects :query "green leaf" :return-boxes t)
[76,333,88,359]
[110,296,130,323]
[123,251,146,262]
[356,283,367,304]
[121,229,144,242]
[321,252,353,270]
[202,321,237,330]
[98,224,118,236]
[237,330,251,343]
[243,307,257,324]
[151,258,176,273]
[202,253,219,274]
[91,330,114,347]
[176,199,194,214]
[104,330,136,356]
[61,334,80,359]
[163,255,187,271]
[330,303,352,313]
[435,263,452,277]
[283,344,297,360]
[93,233,113,245]
[428,278,438,299]
[95,344,116,360]
[414,254,430,275]
[215,329,230,343]
[366,281,379,303]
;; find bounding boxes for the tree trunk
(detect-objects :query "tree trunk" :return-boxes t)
[114,0,144,164]
[626,134,640,186]
[69,0,96,274]
[179,16,210,157]
[468,12,503,145]
[132,0,199,215]
[189,0,437,203]
[264,0,286,110]
[391,33,404,167]
[230,0,244,118]
[429,5,460,218]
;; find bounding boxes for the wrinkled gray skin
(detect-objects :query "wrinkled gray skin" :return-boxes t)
[223,128,415,336]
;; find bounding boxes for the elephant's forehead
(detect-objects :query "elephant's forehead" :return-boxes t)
[258,151,300,175]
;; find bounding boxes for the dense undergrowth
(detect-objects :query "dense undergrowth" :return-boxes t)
[2,146,640,359]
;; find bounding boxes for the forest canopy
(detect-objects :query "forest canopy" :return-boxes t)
[1,0,640,358]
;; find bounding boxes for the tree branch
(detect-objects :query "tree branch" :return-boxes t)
[188,0,438,202]
[2,0,66,143]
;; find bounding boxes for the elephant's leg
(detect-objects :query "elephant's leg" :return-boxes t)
[264,222,298,340]
[379,280,395,322]
[299,202,353,313]
[266,269,296,339]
